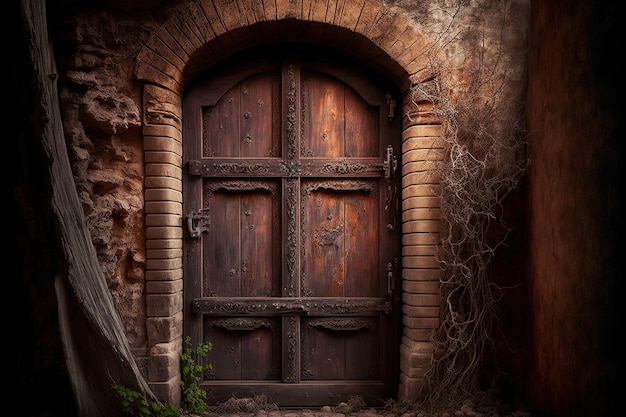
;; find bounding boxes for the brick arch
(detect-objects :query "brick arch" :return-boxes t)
[135,1,433,94]
[138,0,444,406]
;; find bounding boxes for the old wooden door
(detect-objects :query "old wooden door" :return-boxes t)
[183,45,401,407]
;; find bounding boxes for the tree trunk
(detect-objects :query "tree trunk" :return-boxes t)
[19,1,156,415]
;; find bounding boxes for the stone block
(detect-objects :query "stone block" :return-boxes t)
[146,247,184,259]
[145,201,183,216]
[402,316,439,329]
[402,255,441,269]
[146,238,183,250]
[401,290,441,306]
[144,151,183,165]
[146,268,183,281]
[145,176,182,191]
[149,375,182,406]
[402,232,439,246]
[143,84,182,129]
[354,1,385,35]
[144,136,183,154]
[143,124,182,141]
[146,257,183,270]
[147,312,183,344]
[401,196,440,210]
[398,372,426,401]
[401,245,437,256]
[400,354,430,377]
[400,341,434,369]
[145,163,182,179]
[403,148,446,163]
[146,279,183,295]
[402,327,435,341]
[401,207,441,222]
[146,214,183,228]
[401,135,445,151]
[402,305,440,318]
[145,226,183,240]
[402,219,440,233]
[145,188,183,203]
[401,175,441,189]
[402,165,441,184]
[402,268,444,281]
[401,280,439,294]
[146,292,183,317]
[148,349,180,381]
[150,338,183,356]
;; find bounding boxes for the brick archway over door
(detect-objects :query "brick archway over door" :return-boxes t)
[134,0,445,405]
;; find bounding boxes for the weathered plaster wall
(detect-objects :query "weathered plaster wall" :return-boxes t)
[526,1,619,415]
[54,8,159,371]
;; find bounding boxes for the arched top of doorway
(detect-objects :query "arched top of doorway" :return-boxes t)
[184,42,400,108]
[133,0,434,96]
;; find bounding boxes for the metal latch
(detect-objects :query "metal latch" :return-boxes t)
[384,145,398,230]
[387,262,395,296]
[386,93,397,121]
[374,301,392,314]
[186,209,210,238]
[383,145,397,180]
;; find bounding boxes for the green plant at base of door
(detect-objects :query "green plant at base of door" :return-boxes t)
[114,336,213,417]
[180,336,213,414]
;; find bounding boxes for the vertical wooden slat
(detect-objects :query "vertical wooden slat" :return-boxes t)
[345,191,379,297]
[345,86,379,157]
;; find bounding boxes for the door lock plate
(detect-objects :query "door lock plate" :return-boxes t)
[187,209,210,238]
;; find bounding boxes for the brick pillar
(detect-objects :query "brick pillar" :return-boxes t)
[142,84,185,405]
[397,103,444,401]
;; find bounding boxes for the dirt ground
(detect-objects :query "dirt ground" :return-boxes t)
[200,395,537,417]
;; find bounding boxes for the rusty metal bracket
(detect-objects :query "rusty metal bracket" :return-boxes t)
[186,209,210,238]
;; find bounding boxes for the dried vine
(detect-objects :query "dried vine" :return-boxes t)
[407,0,529,410]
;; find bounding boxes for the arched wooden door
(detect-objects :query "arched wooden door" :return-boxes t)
[183,45,401,407]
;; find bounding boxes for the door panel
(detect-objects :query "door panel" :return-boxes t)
[205,318,281,380]
[301,317,380,380]
[202,181,282,298]
[302,71,379,157]
[202,72,281,158]
[302,182,379,297]
[183,45,401,407]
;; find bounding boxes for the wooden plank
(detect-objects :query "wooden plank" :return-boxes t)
[188,158,385,177]
[192,297,389,315]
